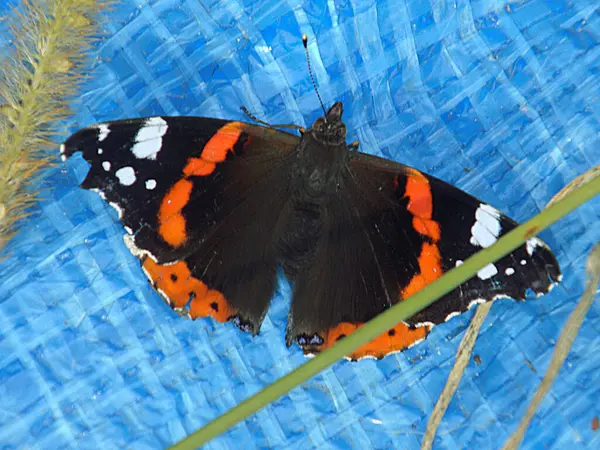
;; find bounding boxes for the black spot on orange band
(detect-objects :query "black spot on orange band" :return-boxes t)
[142,258,236,323]
[301,322,431,360]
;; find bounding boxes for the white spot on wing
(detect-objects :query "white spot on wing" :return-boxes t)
[505,267,515,276]
[456,260,463,267]
[526,237,544,256]
[131,117,168,160]
[98,124,110,141]
[520,259,527,265]
[115,166,136,186]
[145,179,157,190]
[477,263,498,280]
[98,148,103,155]
[102,161,111,171]
[470,203,502,248]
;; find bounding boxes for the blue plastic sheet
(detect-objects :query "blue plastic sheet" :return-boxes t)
[1,0,599,448]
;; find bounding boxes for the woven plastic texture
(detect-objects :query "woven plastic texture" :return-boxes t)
[1,0,600,448]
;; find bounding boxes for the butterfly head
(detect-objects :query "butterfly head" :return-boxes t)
[309,102,347,146]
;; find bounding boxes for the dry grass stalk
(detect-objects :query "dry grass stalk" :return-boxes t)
[0,0,109,253]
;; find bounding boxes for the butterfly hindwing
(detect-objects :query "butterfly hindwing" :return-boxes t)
[62,116,300,333]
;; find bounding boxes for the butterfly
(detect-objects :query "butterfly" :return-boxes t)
[61,35,560,360]
[60,98,561,360]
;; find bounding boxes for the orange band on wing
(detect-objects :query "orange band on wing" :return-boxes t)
[157,179,193,247]
[142,258,236,322]
[403,168,433,218]
[400,168,444,298]
[201,122,244,162]
[412,217,441,241]
[305,322,431,360]
[190,289,235,321]
[184,158,217,177]
[401,242,443,297]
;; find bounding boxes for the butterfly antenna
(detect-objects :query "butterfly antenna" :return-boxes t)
[240,106,272,127]
[302,34,327,119]
[240,105,305,132]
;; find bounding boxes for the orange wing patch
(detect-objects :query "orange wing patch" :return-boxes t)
[401,242,443,297]
[412,218,440,241]
[183,158,216,177]
[201,122,246,162]
[158,180,193,247]
[303,322,431,360]
[157,122,246,247]
[400,168,443,299]
[403,168,433,218]
[142,258,236,322]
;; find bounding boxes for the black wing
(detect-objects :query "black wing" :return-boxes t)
[62,116,300,333]
[286,151,560,360]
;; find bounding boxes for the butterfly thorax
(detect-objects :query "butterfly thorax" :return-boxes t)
[290,102,349,200]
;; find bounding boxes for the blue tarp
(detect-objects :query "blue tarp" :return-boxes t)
[1,0,599,448]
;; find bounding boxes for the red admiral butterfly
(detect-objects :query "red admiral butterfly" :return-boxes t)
[60,39,561,361]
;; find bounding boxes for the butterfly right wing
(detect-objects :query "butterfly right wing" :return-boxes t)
[286,151,561,360]
[62,117,300,333]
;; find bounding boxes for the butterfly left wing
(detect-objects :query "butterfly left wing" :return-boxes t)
[61,116,300,333]
[288,151,561,360]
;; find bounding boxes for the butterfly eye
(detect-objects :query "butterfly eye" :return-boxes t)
[313,118,325,132]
